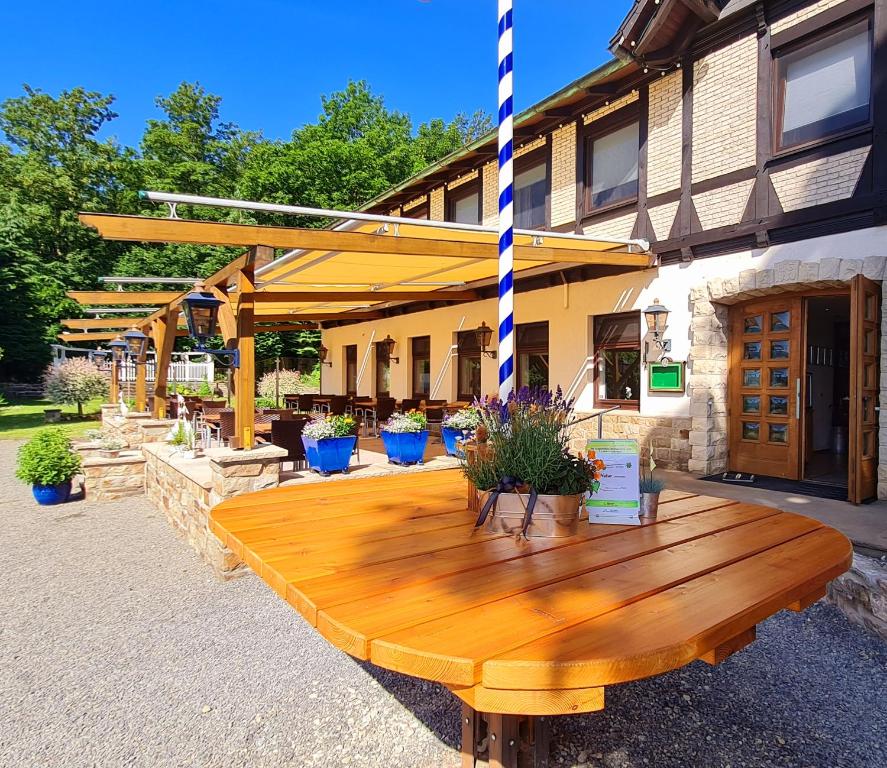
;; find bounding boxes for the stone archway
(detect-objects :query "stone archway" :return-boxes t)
[686,255,887,498]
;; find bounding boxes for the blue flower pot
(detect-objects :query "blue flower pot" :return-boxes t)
[32,480,72,506]
[441,427,464,457]
[381,430,429,465]
[302,435,356,475]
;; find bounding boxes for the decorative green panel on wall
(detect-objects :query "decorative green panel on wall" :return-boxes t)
[649,361,685,392]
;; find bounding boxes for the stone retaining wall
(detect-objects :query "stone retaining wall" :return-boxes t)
[827,554,887,641]
[569,412,692,470]
[81,452,147,501]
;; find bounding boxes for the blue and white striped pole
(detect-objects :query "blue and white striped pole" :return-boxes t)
[497,0,515,401]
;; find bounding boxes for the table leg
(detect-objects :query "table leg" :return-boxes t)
[460,703,478,768]
[459,705,552,768]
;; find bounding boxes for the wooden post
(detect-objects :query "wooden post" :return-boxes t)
[151,309,179,418]
[110,358,119,404]
[134,350,147,413]
[234,247,268,449]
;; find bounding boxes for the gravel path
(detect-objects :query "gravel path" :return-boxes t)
[0,441,884,768]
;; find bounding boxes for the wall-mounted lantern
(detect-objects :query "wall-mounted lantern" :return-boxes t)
[379,334,399,364]
[643,298,672,363]
[123,326,149,359]
[108,336,128,363]
[318,344,333,367]
[181,281,239,367]
[475,321,497,359]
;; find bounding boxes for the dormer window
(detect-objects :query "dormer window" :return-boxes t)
[774,15,872,151]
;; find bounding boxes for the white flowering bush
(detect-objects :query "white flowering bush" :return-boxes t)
[257,369,311,399]
[302,414,356,440]
[43,359,109,416]
[382,411,427,433]
[442,407,482,431]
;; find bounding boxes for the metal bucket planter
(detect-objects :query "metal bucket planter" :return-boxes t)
[486,492,583,538]
[381,430,429,465]
[302,435,356,475]
[639,492,660,521]
[32,480,72,506]
[441,427,464,457]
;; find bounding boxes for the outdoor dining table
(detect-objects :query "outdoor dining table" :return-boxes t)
[209,469,851,767]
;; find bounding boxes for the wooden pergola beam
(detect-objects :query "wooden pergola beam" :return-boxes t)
[251,290,478,303]
[58,330,187,342]
[253,312,382,322]
[67,291,182,305]
[62,317,187,330]
[254,324,320,333]
[78,214,651,266]
[150,308,180,418]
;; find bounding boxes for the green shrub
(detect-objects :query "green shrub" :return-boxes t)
[16,428,82,486]
[197,379,213,397]
[255,396,276,408]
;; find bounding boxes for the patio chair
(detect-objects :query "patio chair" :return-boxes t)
[349,416,362,463]
[425,403,445,438]
[297,394,315,413]
[283,394,300,409]
[328,395,349,416]
[166,397,178,419]
[255,411,282,443]
[271,417,308,471]
[364,397,396,437]
[400,398,421,413]
[219,409,236,446]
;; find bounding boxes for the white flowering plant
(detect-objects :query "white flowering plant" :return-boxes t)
[382,410,427,433]
[302,414,356,440]
[442,406,482,431]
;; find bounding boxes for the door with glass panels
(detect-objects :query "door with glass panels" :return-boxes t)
[849,275,880,503]
[728,297,803,479]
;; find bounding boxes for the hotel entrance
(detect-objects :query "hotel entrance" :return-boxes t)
[727,276,880,502]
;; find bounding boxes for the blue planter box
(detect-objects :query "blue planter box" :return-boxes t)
[381,430,429,465]
[441,427,464,457]
[32,480,72,506]
[302,435,356,475]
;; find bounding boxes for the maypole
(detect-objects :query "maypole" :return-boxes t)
[497,0,515,400]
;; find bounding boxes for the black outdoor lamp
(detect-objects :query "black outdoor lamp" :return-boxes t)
[318,344,333,367]
[643,298,672,363]
[475,321,497,359]
[123,326,149,359]
[92,347,108,362]
[181,282,240,368]
[380,334,399,364]
[108,336,128,364]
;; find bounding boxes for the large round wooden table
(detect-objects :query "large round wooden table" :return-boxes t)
[210,469,851,767]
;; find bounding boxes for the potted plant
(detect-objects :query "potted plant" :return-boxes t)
[381,411,429,465]
[461,387,600,538]
[166,419,200,459]
[16,428,82,505]
[98,437,127,459]
[441,406,482,457]
[639,447,664,520]
[302,414,357,475]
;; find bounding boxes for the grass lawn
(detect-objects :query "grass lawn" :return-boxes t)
[0,397,104,441]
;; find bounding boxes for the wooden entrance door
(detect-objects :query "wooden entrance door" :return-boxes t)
[849,275,880,503]
[728,297,803,479]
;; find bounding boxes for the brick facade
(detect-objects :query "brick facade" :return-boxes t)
[648,201,679,241]
[647,71,683,197]
[771,0,849,34]
[770,146,871,212]
[582,209,638,240]
[550,122,577,227]
[446,168,478,190]
[430,187,445,220]
[482,160,498,226]
[693,178,755,230]
[582,91,639,125]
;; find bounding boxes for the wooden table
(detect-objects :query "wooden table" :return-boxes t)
[209,470,851,767]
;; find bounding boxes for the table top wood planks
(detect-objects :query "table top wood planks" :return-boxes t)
[209,469,851,768]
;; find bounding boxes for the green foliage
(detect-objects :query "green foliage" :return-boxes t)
[0,78,488,379]
[639,477,665,493]
[16,427,81,485]
[43,359,108,416]
[197,379,213,397]
[254,396,276,408]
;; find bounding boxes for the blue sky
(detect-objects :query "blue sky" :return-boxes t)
[2,1,631,147]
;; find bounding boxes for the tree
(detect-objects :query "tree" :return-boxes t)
[43,358,108,416]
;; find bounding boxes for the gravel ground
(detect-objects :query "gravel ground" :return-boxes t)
[0,441,884,768]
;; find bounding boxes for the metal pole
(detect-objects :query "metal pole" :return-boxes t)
[275,357,280,408]
[497,0,515,401]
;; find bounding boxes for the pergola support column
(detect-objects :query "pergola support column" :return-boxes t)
[109,358,119,404]
[234,247,268,449]
[134,349,148,413]
[151,309,179,418]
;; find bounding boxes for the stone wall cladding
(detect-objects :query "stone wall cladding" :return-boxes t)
[569,413,692,471]
[692,34,757,184]
[550,122,577,227]
[582,210,638,241]
[648,201,680,241]
[827,554,887,641]
[482,160,498,226]
[101,410,155,449]
[770,147,870,212]
[82,452,146,501]
[693,178,755,230]
[582,91,639,125]
[647,71,683,197]
[430,187,445,220]
[687,256,887,499]
[771,0,849,34]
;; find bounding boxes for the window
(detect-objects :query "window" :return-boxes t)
[775,17,872,151]
[446,182,481,225]
[514,158,548,229]
[375,341,391,397]
[516,322,549,390]
[345,345,357,395]
[457,330,482,401]
[586,120,639,211]
[411,336,431,399]
[594,312,641,409]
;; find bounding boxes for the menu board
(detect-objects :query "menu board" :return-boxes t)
[584,439,641,525]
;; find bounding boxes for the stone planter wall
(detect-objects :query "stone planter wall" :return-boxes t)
[827,554,887,641]
[101,410,156,449]
[142,443,287,580]
[569,412,692,470]
[81,452,147,501]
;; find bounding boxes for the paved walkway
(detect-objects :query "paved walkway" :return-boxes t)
[1,442,885,768]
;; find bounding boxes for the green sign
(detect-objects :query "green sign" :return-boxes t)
[649,361,685,392]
